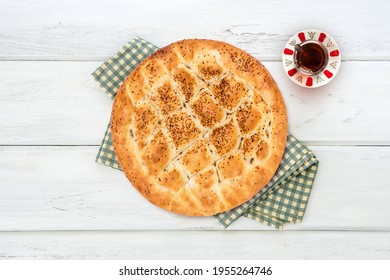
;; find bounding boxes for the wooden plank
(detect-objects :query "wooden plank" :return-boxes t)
[1,230,389,259]
[0,146,389,231]
[0,0,389,60]
[1,61,390,145]
[0,61,111,145]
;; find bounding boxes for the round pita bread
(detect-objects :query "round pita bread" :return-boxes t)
[111,39,287,216]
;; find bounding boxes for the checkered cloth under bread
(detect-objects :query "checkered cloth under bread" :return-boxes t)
[92,37,319,229]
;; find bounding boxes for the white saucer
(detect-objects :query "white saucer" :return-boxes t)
[282,29,341,88]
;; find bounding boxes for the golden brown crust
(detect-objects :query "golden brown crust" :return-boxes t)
[111,39,288,216]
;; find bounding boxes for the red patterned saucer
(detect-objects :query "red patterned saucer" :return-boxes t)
[282,29,341,88]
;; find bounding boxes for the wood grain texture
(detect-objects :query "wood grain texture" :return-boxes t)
[0,61,111,145]
[1,146,389,231]
[1,61,389,145]
[0,0,389,60]
[1,231,389,259]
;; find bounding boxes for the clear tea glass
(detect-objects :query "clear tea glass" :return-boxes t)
[294,40,329,76]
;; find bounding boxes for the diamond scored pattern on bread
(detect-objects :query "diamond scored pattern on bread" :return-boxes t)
[111,39,287,216]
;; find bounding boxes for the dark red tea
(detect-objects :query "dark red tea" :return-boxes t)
[295,42,327,73]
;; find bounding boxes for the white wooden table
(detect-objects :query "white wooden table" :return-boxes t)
[1,0,390,259]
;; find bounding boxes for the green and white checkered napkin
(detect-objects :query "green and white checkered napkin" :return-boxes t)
[92,37,319,229]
